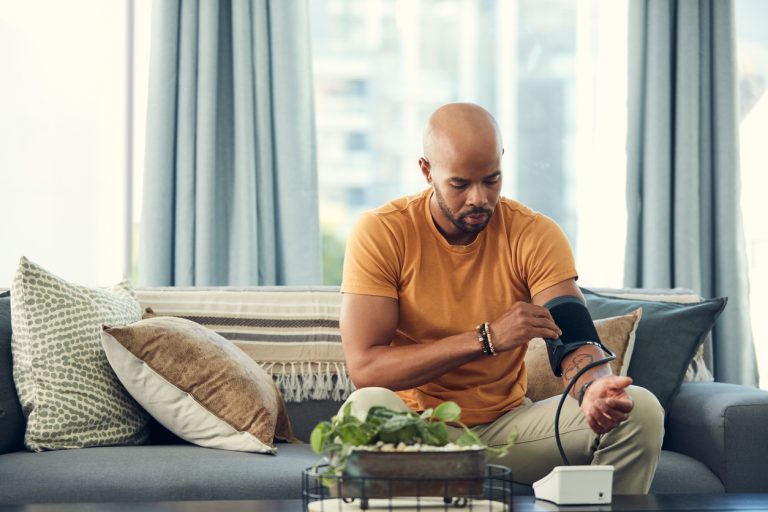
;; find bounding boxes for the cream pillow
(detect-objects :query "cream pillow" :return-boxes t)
[524,308,642,402]
[101,315,294,453]
[10,257,147,451]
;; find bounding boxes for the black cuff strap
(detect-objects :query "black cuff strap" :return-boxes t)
[543,296,611,377]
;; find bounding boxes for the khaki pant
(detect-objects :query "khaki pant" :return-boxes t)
[340,386,664,494]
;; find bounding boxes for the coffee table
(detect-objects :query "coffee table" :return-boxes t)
[1,495,768,511]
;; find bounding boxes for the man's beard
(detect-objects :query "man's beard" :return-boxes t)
[433,185,494,234]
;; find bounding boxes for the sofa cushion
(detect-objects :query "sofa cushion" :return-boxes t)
[0,291,25,454]
[587,288,715,382]
[524,309,642,402]
[0,443,320,503]
[582,287,726,411]
[10,257,148,451]
[284,399,344,443]
[102,315,294,453]
[0,442,724,503]
[650,450,724,493]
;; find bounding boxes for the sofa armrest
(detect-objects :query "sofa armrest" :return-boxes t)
[664,382,768,492]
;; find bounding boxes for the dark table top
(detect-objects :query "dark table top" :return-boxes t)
[2,494,768,512]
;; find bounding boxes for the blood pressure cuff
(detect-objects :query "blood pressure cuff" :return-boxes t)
[543,295,606,377]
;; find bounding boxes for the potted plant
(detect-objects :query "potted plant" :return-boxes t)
[309,401,515,499]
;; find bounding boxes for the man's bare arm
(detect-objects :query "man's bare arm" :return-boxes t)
[532,279,633,434]
[530,280,612,399]
[340,293,481,390]
[341,291,563,390]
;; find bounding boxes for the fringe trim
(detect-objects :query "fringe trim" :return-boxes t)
[259,361,355,402]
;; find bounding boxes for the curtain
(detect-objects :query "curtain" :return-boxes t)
[139,0,321,286]
[625,0,757,385]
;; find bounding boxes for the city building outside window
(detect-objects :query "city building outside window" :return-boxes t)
[311,0,629,290]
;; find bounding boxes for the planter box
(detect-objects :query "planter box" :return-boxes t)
[336,449,487,499]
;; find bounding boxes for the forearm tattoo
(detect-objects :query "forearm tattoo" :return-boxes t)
[562,353,595,382]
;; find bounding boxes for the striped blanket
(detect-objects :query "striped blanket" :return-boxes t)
[135,287,352,402]
[134,286,714,404]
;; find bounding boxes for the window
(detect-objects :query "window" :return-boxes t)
[346,131,370,151]
[735,0,768,389]
[311,0,629,287]
[2,0,631,293]
[0,0,151,288]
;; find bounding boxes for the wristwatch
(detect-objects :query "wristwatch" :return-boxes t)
[577,379,596,406]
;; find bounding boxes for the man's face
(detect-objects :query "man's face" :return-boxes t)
[423,153,503,239]
[432,174,499,234]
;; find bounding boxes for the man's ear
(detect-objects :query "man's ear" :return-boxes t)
[418,157,432,183]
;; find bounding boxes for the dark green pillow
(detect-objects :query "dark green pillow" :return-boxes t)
[0,291,26,453]
[581,287,726,411]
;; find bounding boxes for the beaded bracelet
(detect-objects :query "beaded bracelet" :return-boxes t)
[476,322,497,356]
[483,322,497,356]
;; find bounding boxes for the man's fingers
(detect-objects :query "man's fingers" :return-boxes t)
[512,305,561,339]
[526,314,561,338]
[607,376,633,390]
[604,397,634,414]
[595,402,629,422]
[524,305,560,328]
[585,395,633,434]
[535,327,563,340]
[587,412,615,434]
[528,303,554,318]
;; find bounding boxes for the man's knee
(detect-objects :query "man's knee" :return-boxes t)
[623,385,664,449]
[339,387,409,420]
[600,386,664,494]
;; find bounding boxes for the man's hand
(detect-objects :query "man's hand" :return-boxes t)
[489,302,562,352]
[580,376,634,435]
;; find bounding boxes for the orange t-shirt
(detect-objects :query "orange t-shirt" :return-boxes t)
[341,188,578,426]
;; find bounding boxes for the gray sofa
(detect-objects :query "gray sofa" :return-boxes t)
[1,286,767,504]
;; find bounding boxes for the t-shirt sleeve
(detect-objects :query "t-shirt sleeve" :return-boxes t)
[518,214,579,298]
[341,212,401,299]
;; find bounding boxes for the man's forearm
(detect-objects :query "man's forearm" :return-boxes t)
[560,344,613,401]
[346,330,482,390]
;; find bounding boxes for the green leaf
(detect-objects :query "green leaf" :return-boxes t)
[310,421,332,454]
[366,406,397,421]
[420,408,434,419]
[425,421,449,446]
[380,413,418,432]
[338,423,371,446]
[433,401,461,422]
[455,426,482,447]
[485,431,518,459]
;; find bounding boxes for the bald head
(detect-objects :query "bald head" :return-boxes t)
[422,103,503,167]
[418,103,504,244]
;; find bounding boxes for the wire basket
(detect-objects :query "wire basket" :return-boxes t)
[302,464,513,511]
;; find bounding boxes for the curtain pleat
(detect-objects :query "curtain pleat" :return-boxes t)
[140,0,321,287]
[625,0,757,385]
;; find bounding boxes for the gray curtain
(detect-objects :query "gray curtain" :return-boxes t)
[140,0,321,286]
[626,0,757,385]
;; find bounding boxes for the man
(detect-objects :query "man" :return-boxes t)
[339,102,663,494]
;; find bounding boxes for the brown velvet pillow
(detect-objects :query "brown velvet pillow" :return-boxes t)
[101,316,294,453]
[524,309,642,402]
